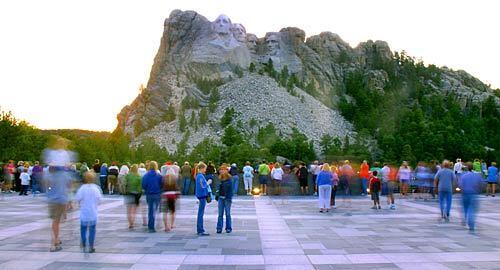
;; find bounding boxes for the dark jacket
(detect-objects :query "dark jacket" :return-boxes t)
[218,178,233,200]
[229,166,238,176]
[141,170,163,195]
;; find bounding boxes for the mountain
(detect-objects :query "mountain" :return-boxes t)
[116,10,499,161]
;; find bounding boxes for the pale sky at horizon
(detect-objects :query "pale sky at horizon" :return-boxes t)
[0,0,498,131]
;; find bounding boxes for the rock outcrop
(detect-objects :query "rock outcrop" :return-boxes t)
[117,10,498,155]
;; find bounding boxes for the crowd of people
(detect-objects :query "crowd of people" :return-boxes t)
[2,138,499,251]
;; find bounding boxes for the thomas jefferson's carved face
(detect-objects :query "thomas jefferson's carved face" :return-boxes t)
[231,23,246,42]
[213,14,232,35]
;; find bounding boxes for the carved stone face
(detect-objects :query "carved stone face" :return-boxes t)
[231,23,246,42]
[246,34,257,52]
[213,14,232,35]
[265,33,280,55]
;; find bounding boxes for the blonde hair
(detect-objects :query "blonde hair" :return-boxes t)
[322,163,331,172]
[130,164,139,175]
[139,163,145,168]
[83,171,96,184]
[197,162,207,170]
[148,161,158,171]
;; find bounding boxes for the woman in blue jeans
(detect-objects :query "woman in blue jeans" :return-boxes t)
[195,162,210,236]
[217,164,233,233]
[434,160,456,222]
[141,161,163,233]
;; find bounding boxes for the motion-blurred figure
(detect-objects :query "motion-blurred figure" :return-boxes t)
[44,136,76,252]
[458,162,482,233]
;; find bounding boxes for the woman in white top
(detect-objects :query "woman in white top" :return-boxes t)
[118,164,130,195]
[397,161,412,197]
[242,162,254,195]
[271,162,284,195]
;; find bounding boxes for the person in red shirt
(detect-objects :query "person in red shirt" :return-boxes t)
[369,170,381,209]
[359,160,370,196]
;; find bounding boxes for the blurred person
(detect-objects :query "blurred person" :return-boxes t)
[454,158,463,179]
[458,163,482,233]
[107,162,119,195]
[3,161,15,193]
[359,160,370,196]
[397,161,412,197]
[125,164,142,229]
[19,167,30,196]
[161,173,179,232]
[142,161,163,233]
[380,163,391,206]
[138,163,147,177]
[414,162,427,199]
[481,160,488,178]
[15,161,24,192]
[271,162,284,195]
[92,159,100,174]
[330,162,340,209]
[216,164,233,233]
[195,162,210,236]
[370,170,382,209]
[310,160,321,196]
[171,162,181,179]
[160,161,171,177]
[339,160,354,196]
[74,171,102,253]
[242,161,254,195]
[486,162,498,197]
[44,136,76,252]
[118,163,130,195]
[472,159,481,173]
[180,161,192,195]
[296,162,309,195]
[205,162,216,189]
[385,164,399,209]
[79,162,89,180]
[31,161,43,195]
[258,160,270,195]
[99,163,108,193]
[317,163,333,212]
[370,162,382,194]
[229,163,239,196]
[434,160,457,222]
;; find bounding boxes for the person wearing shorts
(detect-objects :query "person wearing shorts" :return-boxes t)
[258,161,270,195]
[370,171,381,209]
[397,161,412,197]
[242,161,254,195]
[486,162,498,197]
[296,162,309,195]
[125,164,142,229]
[161,174,178,231]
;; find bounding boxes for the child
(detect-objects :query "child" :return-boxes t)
[161,174,179,232]
[19,168,30,196]
[369,170,381,209]
[74,171,102,253]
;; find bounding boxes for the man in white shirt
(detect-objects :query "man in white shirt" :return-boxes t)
[454,158,463,179]
[118,164,129,195]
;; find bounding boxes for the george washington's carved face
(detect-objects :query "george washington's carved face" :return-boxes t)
[213,14,232,35]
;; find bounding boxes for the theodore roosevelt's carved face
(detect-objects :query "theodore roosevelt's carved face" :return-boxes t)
[246,34,257,52]
[213,14,232,35]
[231,23,246,42]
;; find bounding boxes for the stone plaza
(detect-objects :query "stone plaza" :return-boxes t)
[1,193,500,270]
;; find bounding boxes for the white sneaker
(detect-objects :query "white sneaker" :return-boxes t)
[332,205,337,209]
[314,192,318,196]
[390,204,396,210]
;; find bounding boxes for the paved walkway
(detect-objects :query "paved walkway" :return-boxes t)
[1,193,500,269]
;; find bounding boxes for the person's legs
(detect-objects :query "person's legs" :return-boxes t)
[318,185,325,210]
[445,191,452,218]
[80,222,87,248]
[438,191,446,217]
[183,177,190,195]
[225,199,232,231]
[462,194,470,226]
[232,175,239,195]
[197,198,206,234]
[146,195,158,231]
[216,199,224,232]
[331,185,337,207]
[468,194,478,230]
[493,184,496,196]
[361,178,367,195]
[88,222,96,248]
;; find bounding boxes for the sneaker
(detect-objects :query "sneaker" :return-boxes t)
[89,248,95,253]
[49,246,62,252]
[314,192,318,196]
[445,216,450,223]
[197,232,210,236]
[390,205,396,210]
[493,194,496,197]
[378,205,381,209]
[371,206,377,209]
[332,205,337,209]
[319,210,324,213]
[216,230,222,234]
[226,229,232,233]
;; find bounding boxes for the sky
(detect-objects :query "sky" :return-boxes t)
[0,0,498,131]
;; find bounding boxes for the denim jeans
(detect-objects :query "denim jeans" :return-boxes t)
[217,198,232,231]
[197,197,207,233]
[232,175,239,195]
[462,193,478,230]
[438,191,452,217]
[360,178,367,195]
[182,177,191,195]
[99,176,107,193]
[80,220,96,247]
[146,194,160,231]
